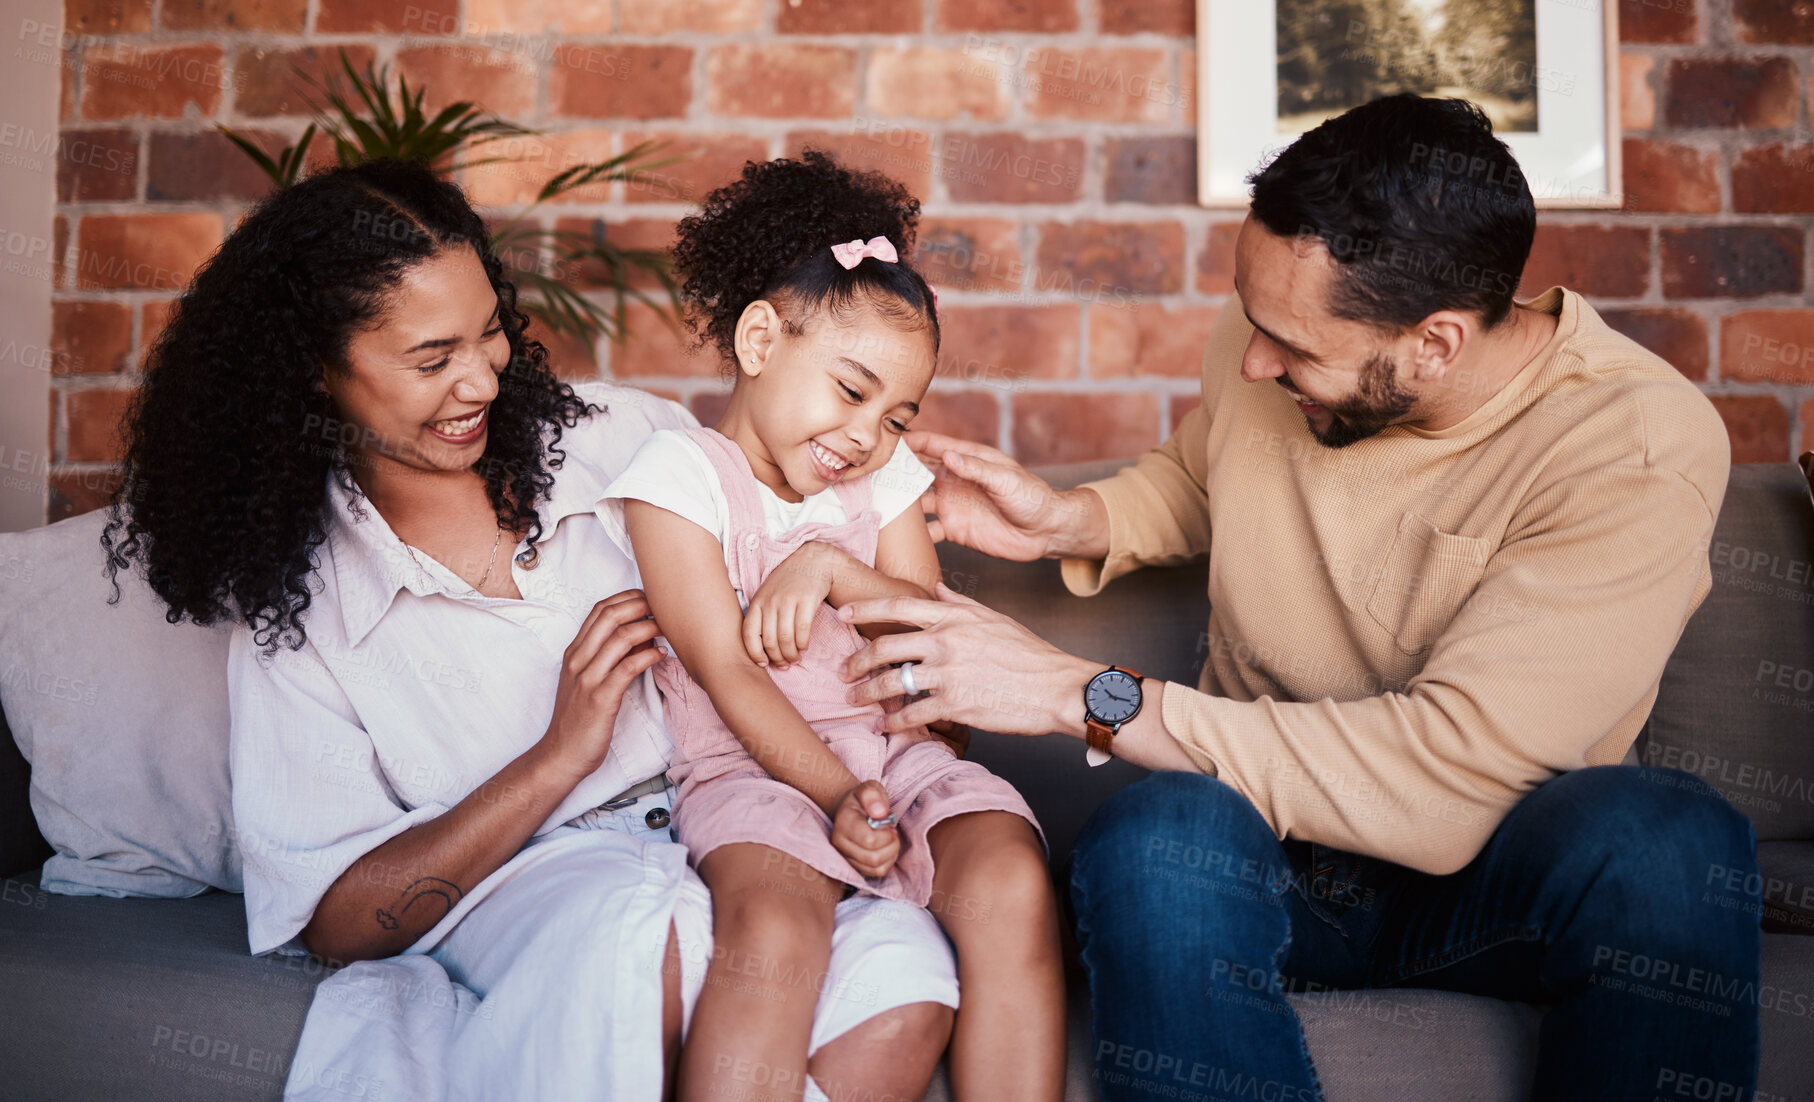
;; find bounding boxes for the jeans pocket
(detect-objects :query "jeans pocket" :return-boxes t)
[1306,843,1371,911]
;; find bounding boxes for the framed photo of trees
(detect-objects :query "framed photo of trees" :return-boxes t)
[1196,0,1621,208]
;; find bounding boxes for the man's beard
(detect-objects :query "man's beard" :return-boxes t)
[1304,352,1418,449]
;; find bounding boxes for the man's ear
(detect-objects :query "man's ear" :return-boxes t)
[1409,311,1470,382]
[733,300,782,379]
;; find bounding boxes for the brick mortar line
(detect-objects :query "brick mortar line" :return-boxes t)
[49,195,1814,228]
[58,30,1814,58]
[340,33,1199,48]
[1620,43,1814,57]
[36,286,1812,311]
[81,32,1806,50]
[94,103,1809,144]
[529,0,549,124]
[1630,126,1814,141]
[612,376,1206,394]
[68,43,1201,119]
[479,119,1205,136]
[71,32,1814,68]
[1706,0,1737,49]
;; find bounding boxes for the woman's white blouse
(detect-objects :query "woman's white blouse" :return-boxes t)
[228,383,698,956]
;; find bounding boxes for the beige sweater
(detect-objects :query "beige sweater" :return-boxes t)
[1062,288,1730,874]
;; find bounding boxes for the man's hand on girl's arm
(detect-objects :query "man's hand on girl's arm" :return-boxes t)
[836,584,1202,773]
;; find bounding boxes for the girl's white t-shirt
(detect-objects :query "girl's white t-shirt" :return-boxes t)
[602,429,934,549]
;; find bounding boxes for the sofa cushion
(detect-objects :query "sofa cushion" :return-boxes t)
[1642,463,1814,842]
[1297,990,1539,1102]
[1759,931,1814,1100]
[0,871,325,1101]
[1757,839,1814,936]
[876,959,1545,1102]
[0,704,51,879]
[0,509,241,897]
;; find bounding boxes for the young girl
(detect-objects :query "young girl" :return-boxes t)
[605,152,1065,1101]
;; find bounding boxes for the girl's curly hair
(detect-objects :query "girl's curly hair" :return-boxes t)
[102,158,593,652]
[670,150,940,370]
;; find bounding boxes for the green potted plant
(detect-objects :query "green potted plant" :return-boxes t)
[219,50,681,348]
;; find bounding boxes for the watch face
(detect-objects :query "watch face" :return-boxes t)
[1086,669,1141,724]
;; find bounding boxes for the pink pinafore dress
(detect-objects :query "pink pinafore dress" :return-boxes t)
[654,427,1043,906]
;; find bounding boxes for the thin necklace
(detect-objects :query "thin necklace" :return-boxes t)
[405,525,504,594]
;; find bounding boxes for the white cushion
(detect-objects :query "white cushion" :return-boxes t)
[0,509,240,896]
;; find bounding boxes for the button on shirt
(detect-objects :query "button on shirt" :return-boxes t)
[228,382,698,956]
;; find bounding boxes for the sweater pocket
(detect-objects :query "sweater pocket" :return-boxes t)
[1365,511,1495,657]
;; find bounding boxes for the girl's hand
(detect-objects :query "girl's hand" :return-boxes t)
[537,591,665,785]
[926,719,972,759]
[876,694,970,758]
[743,541,838,669]
[830,780,900,880]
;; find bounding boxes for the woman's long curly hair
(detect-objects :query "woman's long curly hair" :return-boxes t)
[671,150,940,371]
[102,158,592,652]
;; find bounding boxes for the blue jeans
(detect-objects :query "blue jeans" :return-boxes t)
[1070,767,1761,1102]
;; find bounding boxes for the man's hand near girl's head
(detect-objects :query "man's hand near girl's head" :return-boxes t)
[906,430,1111,563]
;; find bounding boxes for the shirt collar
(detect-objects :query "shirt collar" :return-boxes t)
[324,471,441,649]
[323,437,619,648]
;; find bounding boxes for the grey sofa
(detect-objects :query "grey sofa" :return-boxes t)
[3,460,1811,1101]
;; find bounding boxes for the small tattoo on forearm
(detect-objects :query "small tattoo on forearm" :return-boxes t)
[375,877,463,931]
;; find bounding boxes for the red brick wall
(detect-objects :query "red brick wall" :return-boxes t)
[40,0,1814,521]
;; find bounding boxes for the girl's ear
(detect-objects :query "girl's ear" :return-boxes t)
[733,300,781,380]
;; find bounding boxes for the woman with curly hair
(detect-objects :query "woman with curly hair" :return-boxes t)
[606,151,1064,1101]
[103,157,958,1101]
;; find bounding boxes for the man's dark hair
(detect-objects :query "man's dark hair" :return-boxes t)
[1248,94,1536,331]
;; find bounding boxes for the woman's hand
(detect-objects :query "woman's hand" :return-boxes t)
[830,780,900,880]
[743,541,837,669]
[538,590,666,784]
[305,590,663,965]
[905,431,1109,562]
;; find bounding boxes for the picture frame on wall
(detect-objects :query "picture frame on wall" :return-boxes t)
[1195,0,1622,209]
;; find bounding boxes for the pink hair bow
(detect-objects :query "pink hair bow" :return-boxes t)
[830,236,899,269]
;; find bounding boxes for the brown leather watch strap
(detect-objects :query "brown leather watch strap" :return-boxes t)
[1086,718,1117,757]
[1084,665,1143,760]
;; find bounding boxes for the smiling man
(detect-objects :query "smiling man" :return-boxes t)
[838,94,1761,1099]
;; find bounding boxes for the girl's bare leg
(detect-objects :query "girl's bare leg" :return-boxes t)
[809,1001,954,1101]
[927,812,1067,1101]
[681,844,844,1102]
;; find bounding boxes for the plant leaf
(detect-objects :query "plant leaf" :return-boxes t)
[216,126,283,184]
[224,46,688,346]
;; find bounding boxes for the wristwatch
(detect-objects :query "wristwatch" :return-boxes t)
[1083,665,1143,767]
